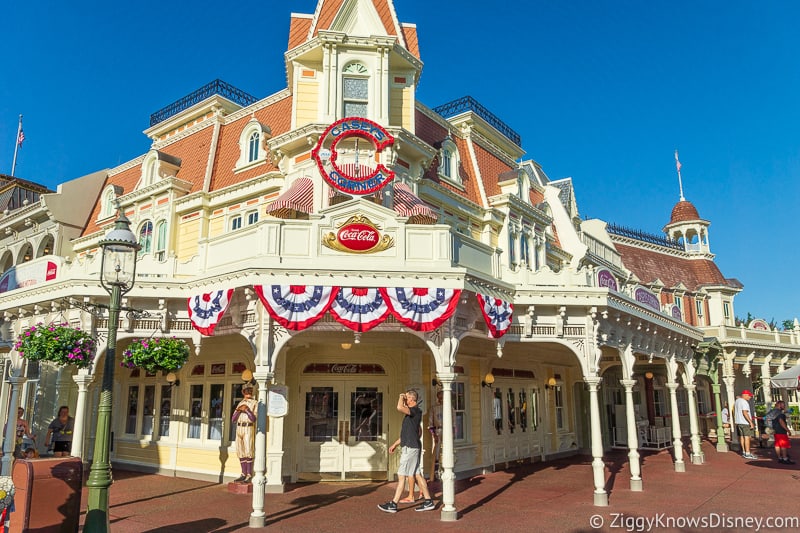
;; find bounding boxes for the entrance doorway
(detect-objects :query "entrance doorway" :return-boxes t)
[298,381,388,480]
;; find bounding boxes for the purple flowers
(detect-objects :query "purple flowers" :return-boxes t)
[16,322,96,369]
[120,337,189,374]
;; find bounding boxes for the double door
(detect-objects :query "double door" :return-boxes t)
[299,381,388,480]
[491,383,543,463]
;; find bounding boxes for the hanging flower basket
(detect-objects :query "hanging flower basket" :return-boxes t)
[121,337,190,373]
[15,323,96,369]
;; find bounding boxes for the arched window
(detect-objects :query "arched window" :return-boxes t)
[235,119,269,169]
[155,220,167,261]
[101,187,117,219]
[438,137,461,184]
[138,221,153,256]
[248,132,260,163]
[342,62,369,117]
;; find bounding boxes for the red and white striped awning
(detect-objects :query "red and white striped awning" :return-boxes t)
[267,177,314,218]
[393,182,438,224]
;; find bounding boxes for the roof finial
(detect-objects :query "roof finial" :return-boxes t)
[674,150,685,201]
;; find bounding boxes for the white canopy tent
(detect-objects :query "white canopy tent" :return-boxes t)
[770,365,800,389]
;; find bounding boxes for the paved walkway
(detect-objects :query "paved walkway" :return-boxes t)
[74,439,800,532]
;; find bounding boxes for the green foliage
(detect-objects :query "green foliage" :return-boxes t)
[121,337,190,373]
[15,323,96,369]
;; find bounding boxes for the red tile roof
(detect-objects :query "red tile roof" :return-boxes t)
[288,16,312,50]
[669,200,701,224]
[209,96,293,192]
[614,242,730,291]
[83,165,141,236]
[401,25,419,59]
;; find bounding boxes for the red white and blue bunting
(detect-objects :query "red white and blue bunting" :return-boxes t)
[380,287,461,332]
[476,293,514,339]
[254,285,338,331]
[187,289,234,336]
[329,287,390,332]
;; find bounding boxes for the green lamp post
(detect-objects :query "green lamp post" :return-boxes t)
[85,211,140,532]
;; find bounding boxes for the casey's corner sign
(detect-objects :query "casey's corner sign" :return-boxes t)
[312,117,395,196]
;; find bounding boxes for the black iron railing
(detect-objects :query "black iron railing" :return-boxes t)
[149,79,258,126]
[432,96,521,147]
[606,222,683,250]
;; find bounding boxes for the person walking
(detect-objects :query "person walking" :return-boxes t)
[378,390,435,513]
[734,390,757,459]
[44,406,74,457]
[231,384,258,482]
[771,400,794,464]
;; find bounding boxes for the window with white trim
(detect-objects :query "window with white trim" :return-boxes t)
[437,137,461,185]
[247,211,259,225]
[723,302,731,320]
[122,373,174,441]
[138,221,153,256]
[230,215,242,231]
[342,62,369,117]
[235,119,269,170]
[248,132,260,163]
[453,382,466,441]
[554,384,567,431]
[101,187,117,219]
[155,220,167,261]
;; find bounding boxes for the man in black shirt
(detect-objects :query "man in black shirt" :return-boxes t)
[378,390,435,513]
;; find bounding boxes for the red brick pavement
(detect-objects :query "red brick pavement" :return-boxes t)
[70,439,799,532]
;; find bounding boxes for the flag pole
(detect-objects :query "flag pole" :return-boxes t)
[674,149,685,201]
[11,114,23,176]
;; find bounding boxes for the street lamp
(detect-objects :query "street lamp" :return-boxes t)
[85,211,140,532]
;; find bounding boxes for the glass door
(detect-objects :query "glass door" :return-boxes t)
[299,382,387,480]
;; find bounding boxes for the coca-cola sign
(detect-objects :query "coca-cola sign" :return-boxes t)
[322,214,394,254]
[337,224,379,251]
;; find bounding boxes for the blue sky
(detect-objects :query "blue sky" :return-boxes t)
[2,1,798,323]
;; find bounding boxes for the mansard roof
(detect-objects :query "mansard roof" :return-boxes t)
[614,241,735,292]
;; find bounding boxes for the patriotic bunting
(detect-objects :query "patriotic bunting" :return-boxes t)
[380,287,461,332]
[187,289,234,336]
[329,287,390,332]
[254,284,338,330]
[476,293,514,339]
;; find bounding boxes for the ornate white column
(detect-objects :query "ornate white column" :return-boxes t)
[665,382,685,472]
[249,368,270,528]
[437,372,457,521]
[760,358,773,409]
[585,376,608,506]
[71,370,95,459]
[722,375,737,451]
[620,379,642,491]
[265,378,286,494]
[2,374,25,476]
[684,383,703,464]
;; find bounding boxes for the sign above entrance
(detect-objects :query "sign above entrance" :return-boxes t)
[302,363,386,375]
[322,214,394,254]
[312,117,395,196]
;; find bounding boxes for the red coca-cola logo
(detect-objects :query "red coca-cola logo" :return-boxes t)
[337,223,379,251]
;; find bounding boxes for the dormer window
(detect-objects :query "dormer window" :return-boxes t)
[236,119,270,171]
[438,137,461,185]
[248,132,260,163]
[342,62,369,117]
[139,150,181,190]
[101,186,117,219]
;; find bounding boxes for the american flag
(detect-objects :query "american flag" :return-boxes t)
[674,150,681,173]
[17,128,25,147]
